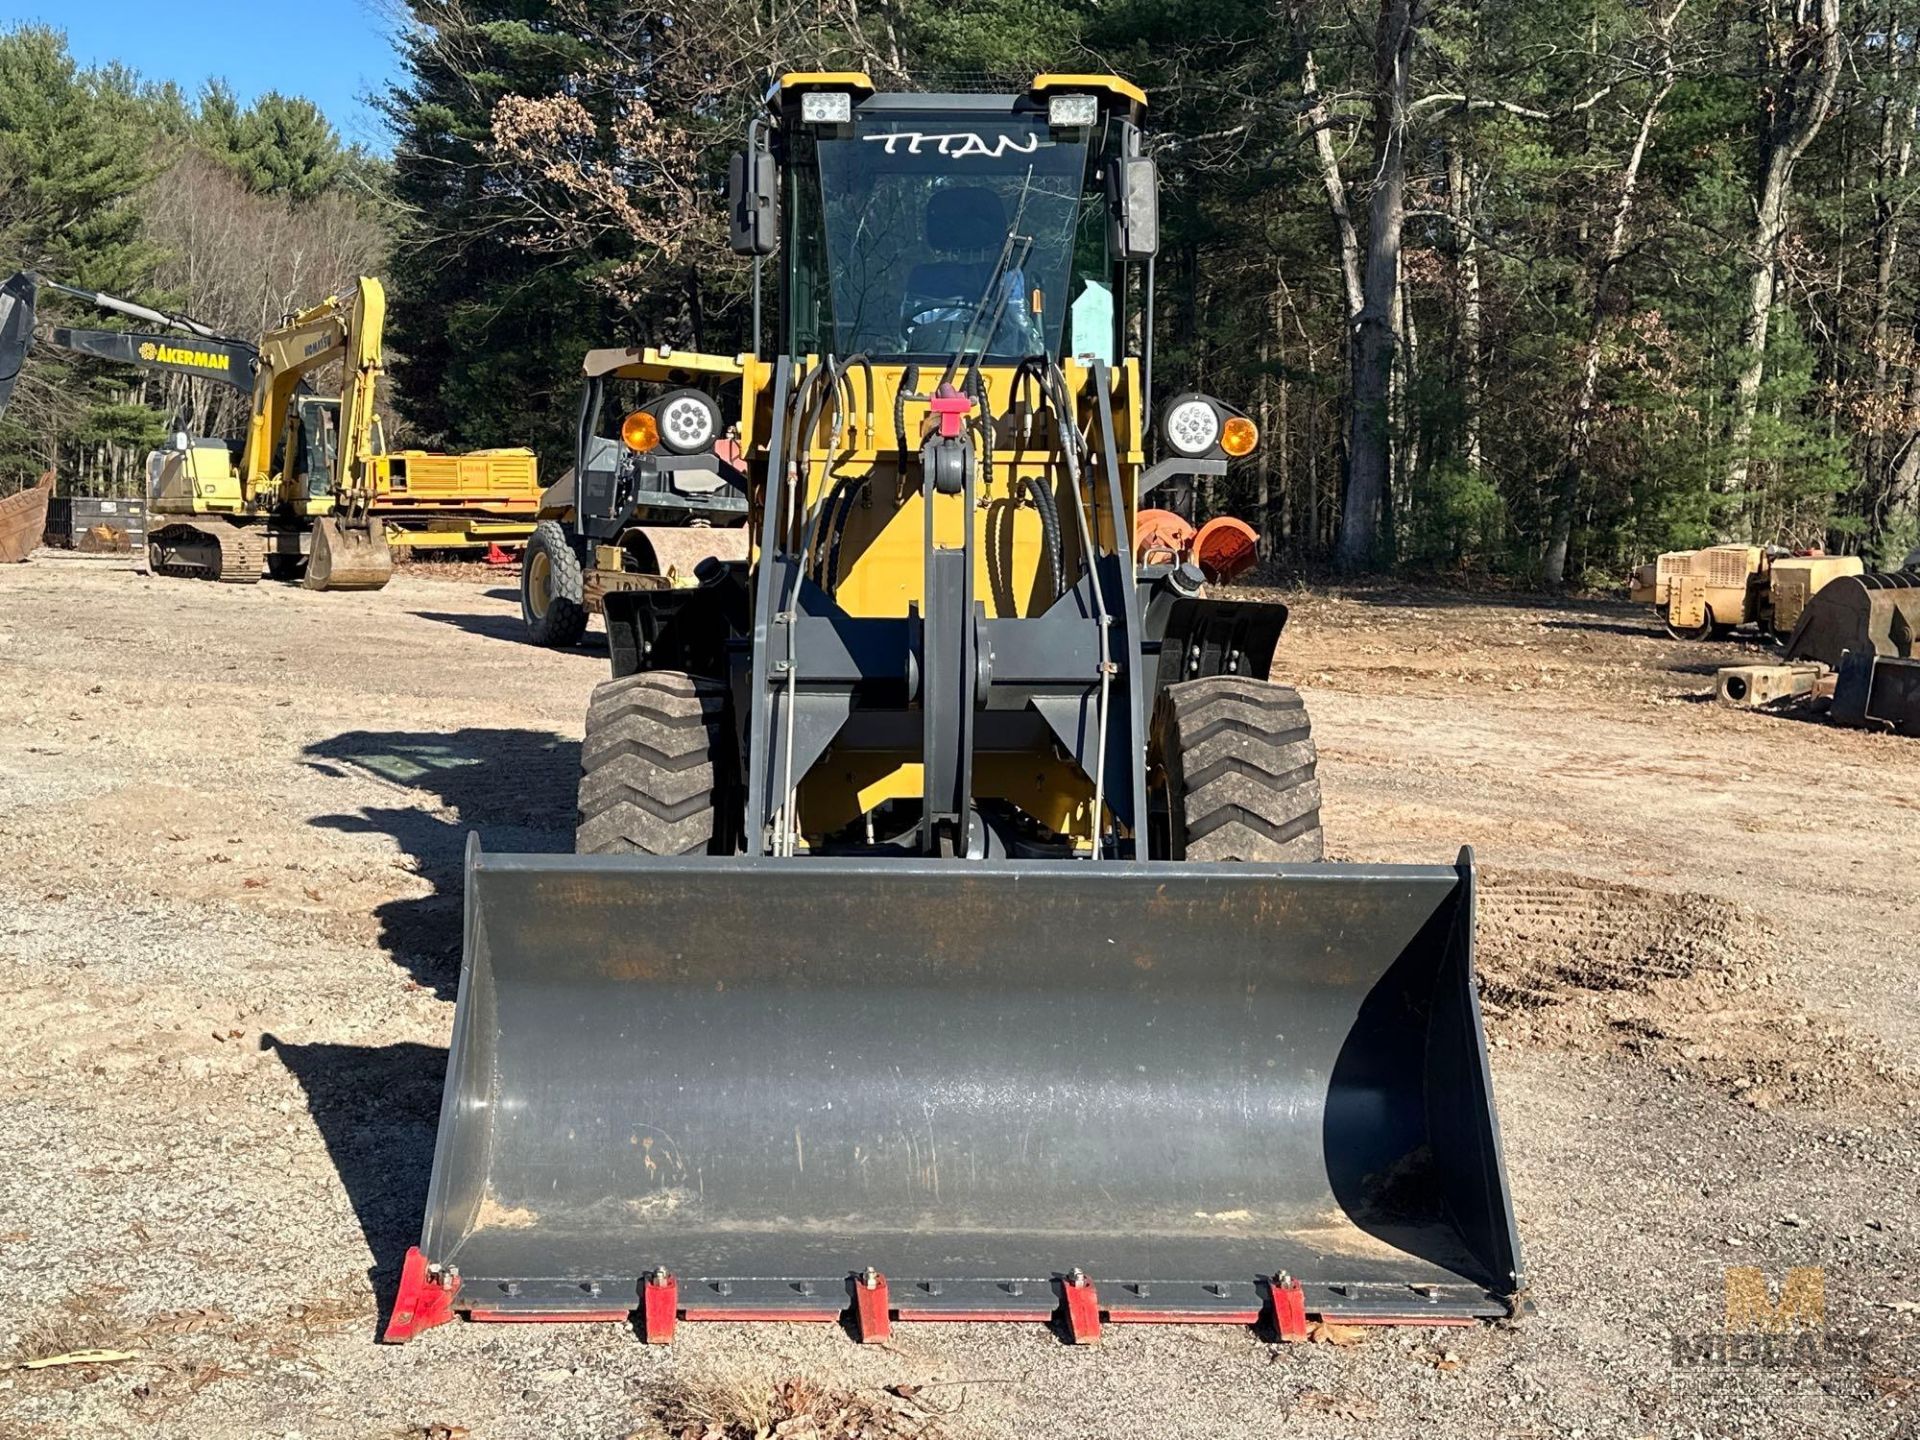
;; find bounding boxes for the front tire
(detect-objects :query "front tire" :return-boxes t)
[1152,676,1325,862]
[576,671,738,855]
[522,518,588,647]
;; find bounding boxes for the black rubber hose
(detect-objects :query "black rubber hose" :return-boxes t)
[894,362,921,458]
[824,475,870,591]
[1025,474,1063,600]
[841,354,873,449]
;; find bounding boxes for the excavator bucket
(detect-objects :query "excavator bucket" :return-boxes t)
[394,840,1522,1340]
[305,516,393,591]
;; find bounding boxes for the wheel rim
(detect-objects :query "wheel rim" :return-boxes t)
[527,550,551,618]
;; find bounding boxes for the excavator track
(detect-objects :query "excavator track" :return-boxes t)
[146,519,267,583]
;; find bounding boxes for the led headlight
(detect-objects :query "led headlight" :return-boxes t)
[1047,93,1100,129]
[801,91,853,125]
[1162,396,1222,457]
[655,389,721,455]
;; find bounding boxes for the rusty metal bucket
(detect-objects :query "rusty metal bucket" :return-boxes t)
[0,468,55,564]
[399,839,1523,1336]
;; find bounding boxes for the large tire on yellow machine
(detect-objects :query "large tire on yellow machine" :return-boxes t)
[1154,676,1324,862]
[522,519,588,647]
[576,671,738,855]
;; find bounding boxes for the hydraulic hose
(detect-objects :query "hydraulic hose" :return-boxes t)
[1025,473,1063,601]
[894,362,922,459]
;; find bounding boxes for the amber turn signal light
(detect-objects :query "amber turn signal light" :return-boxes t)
[621,410,660,452]
[1220,415,1259,458]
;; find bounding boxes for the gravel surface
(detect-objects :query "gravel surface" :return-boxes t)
[0,556,1915,1439]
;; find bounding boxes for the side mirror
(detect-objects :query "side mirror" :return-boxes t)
[728,149,778,257]
[1108,156,1159,261]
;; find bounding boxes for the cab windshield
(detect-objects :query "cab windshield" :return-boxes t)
[797,114,1092,362]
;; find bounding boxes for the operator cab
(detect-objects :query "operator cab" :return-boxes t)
[757,76,1156,373]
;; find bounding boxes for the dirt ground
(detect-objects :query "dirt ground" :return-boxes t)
[1,553,1916,1440]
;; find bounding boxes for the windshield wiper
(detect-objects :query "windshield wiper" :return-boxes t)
[940,165,1037,387]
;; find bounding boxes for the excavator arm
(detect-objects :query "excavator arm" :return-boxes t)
[48,327,255,392]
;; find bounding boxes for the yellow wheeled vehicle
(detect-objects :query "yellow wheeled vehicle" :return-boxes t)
[389,73,1520,1351]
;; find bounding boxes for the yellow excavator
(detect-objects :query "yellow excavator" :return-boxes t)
[145,277,392,588]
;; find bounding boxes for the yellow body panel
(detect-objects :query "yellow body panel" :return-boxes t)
[377,448,541,514]
[726,356,1146,841]
[776,71,877,95]
[1768,555,1864,633]
[148,441,243,515]
[1031,73,1149,108]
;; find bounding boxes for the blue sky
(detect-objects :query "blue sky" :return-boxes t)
[0,0,405,150]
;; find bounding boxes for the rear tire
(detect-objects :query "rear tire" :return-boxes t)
[522,519,588,647]
[1152,676,1324,862]
[576,671,738,855]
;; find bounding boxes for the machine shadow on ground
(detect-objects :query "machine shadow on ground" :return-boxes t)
[410,607,608,651]
[263,1035,445,1334]
[1533,616,1674,640]
[302,727,579,997]
[1337,588,1642,618]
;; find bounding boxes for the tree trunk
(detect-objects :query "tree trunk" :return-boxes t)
[1859,19,1917,553]
[1339,0,1426,572]
[1302,51,1365,324]
[1889,296,1920,537]
[1393,260,1420,561]
[1256,327,1273,556]
[1725,0,1843,497]
[1448,145,1484,475]
[1543,4,1683,585]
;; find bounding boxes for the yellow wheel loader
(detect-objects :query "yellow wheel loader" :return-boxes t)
[388,74,1522,1349]
[516,347,753,648]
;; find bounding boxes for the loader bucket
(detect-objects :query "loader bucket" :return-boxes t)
[403,841,1521,1337]
[304,516,393,591]
[1784,569,1920,668]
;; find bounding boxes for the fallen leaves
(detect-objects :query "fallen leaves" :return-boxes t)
[1308,1319,1369,1346]
[138,1307,229,1337]
[647,1373,939,1440]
